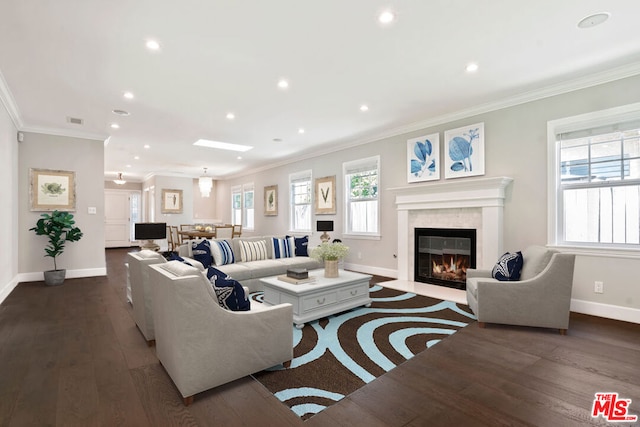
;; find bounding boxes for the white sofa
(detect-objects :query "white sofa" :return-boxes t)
[178,236,322,292]
[148,261,293,405]
[127,250,204,344]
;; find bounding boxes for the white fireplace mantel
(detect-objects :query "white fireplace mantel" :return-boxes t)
[390,176,513,280]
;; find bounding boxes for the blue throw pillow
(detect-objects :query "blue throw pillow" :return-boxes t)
[167,253,193,266]
[191,239,213,268]
[271,237,295,259]
[287,235,309,257]
[492,251,523,281]
[206,267,250,311]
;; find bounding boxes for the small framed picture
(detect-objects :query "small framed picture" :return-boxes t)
[407,133,440,183]
[315,175,336,215]
[161,189,183,213]
[30,168,76,211]
[264,185,278,216]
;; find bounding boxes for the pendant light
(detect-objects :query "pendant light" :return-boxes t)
[113,172,126,185]
[199,167,212,197]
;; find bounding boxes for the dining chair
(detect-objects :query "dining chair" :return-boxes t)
[214,225,233,239]
[166,226,174,251]
[171,225,181,246]
[232,224,242,238]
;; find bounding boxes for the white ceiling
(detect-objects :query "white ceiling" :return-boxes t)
[2,1,640,182]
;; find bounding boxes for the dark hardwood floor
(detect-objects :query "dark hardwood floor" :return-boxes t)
[1,247,638,426]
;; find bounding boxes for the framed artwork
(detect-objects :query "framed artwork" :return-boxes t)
[315,175,336,215]
[264,185,278,216]
[407,133,440,183]
[444,122,485,179]
[30,168,76,211]
[161,189,183,213]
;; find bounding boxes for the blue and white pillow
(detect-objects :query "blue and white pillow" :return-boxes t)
[211,240,235,266]
[492,251,523,281]
[287,235,309,257]
[167,253,193,266]
[191,239,213,268]
[272,237,295,259]
[206,267,250,311]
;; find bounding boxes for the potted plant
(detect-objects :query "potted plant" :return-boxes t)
[30,210,83,286]
[310,241,349,278]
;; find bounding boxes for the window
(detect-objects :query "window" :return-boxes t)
[231,186,242,226]
[344,156,380,237]
[549,103,640,249]
[289,170,312,232]
[243,183,255,230]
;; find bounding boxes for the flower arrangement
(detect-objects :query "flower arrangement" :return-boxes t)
[310,242,349,261]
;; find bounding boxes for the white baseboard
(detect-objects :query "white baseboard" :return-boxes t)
[571,298,640,324]
[13,268,108,288]
[344,262,398,279]
[0,277,19,305]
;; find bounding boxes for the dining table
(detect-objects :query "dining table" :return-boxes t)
[177,230,217,239]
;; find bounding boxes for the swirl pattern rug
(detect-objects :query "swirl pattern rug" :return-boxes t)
[250,284,475,420]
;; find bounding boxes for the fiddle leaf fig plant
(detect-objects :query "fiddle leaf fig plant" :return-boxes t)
[30,210,83,271]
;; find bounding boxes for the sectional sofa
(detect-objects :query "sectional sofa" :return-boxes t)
[177,235,322,292]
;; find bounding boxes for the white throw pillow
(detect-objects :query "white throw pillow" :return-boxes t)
[239,240,268,262]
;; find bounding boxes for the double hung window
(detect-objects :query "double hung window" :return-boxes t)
[289,170,312,232]
[344,156,380,237]
[231,183,255,230]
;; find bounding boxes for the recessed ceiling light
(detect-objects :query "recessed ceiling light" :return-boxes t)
[193,139,253,152]
[378,10,395,25]
[123,91,134,100]
[144,144,150,149]
[226,112,235,120]
[277,79,289,89]
[360,104,369,112]
[146,39,161,51]
[466,62,479,73]
[112,109,130,116]
[237,156,243,160]
[110,123,120,129]
[126,164,132,168]
[578,12,610,29]
[273,138,283,142]
[134,156,140,160]
[298,128,305,134]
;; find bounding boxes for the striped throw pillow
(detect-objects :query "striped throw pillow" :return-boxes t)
[211,240,235,266]
[239,240,268,262]
[271,237,295,259]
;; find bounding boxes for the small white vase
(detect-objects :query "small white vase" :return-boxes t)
[324,259,339,278]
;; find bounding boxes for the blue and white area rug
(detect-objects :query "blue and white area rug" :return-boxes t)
[251,284,475,420]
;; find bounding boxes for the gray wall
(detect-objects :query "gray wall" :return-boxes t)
[0,101,19,301]
[217,74,640,319]
[18,132,106,277]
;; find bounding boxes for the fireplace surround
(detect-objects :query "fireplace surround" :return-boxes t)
[391,176,513,282]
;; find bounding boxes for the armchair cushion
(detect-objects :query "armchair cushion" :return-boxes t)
[520,245,556,280]
[491,251,523,281]
[205,267,250,311]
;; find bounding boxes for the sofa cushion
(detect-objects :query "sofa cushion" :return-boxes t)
[212,263,253,281]
[520,246,555,280]
[491,251,523,281]
[239,240,268,262]
[161,260,201,277]
[211,239,235,266]
[245,259,287,278]
[271,237,295,259]
[288,235,309,256]
[206,267,250,311]
[191,239,213,268]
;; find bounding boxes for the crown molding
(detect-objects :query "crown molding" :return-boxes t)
[0,69,24,129]
[224,62,640,181]
[20,125,108,142]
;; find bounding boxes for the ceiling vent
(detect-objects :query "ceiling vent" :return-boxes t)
[67,116,84,125]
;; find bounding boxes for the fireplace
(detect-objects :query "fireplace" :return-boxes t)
[414,228,476,290]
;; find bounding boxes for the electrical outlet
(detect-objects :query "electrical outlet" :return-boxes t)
[594,281,604,294]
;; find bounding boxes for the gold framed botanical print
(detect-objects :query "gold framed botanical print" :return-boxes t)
[30,168,76,211]
[161,189,183,213]
[315,175,336,215]
[264,185,278,216]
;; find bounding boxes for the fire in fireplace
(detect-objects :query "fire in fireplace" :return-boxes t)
[414,228,476,290]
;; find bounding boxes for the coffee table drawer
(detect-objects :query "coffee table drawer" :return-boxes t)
[338,283,369,302]
[302,291,337,312]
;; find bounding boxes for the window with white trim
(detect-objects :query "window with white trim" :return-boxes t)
[243,183,255,230]
[344,156,380,236]
[289,170,312,232]
[231,186,242,226]
[549,104,640,248]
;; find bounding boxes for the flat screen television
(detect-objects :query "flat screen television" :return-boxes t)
[135,222,167,240]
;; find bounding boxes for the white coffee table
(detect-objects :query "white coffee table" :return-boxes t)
[260,269,372,329]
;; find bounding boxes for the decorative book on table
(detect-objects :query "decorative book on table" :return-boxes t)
[287,268,308,279]
[277,275,316,285]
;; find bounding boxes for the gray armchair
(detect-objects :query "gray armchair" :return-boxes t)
[466,246,576,334]
[148,261,293,405]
